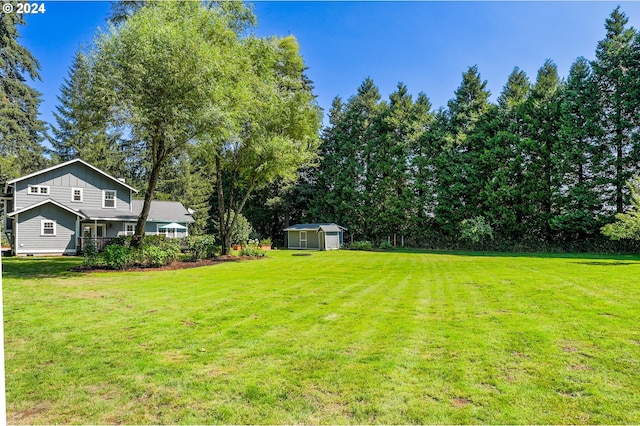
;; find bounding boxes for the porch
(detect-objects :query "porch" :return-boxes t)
[78,237,115,253]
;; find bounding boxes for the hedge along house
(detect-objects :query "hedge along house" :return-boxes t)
[2,159,194,255]
[284,223,346,250]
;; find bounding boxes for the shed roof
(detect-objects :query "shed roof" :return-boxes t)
[283,223,346,233]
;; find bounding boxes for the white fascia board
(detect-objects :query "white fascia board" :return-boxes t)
[7,199,86,219]
[7,158,139,193]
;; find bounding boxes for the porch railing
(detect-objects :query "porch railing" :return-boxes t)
[78,237,114,254]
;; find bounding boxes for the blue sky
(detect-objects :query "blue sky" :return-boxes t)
[17,1,640,136]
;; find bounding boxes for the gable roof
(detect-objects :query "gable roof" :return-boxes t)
[284,223,346,232]
[7,199,87,218]
[6,158,139,193]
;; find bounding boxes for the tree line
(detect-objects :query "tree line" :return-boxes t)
[3,4,640,252]
[283,6,640,251]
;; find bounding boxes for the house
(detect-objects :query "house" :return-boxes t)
[1,159,194,256]
[283,223,346,250]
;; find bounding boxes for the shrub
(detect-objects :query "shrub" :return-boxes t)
[349,241,372,251]
[460,216,493,253]
[240,245,267,257]
[102,244,133,270]
[139,245,171,267]
[379,241,394,250]
[83,239,99,267]
[184,235,219,261]
[110,235,132,247]
[259,237,272,247]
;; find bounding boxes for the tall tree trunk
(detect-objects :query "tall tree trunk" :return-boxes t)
[616,135,624,214]
[132,138,165,248]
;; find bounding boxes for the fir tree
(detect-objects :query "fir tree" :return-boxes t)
[0,8,47,186]
[521,59,563,242]
[483,67,531,242]
[435,65,491,236]
[553,57,603,241]
[592,7,640,214]
[367,83,416,244]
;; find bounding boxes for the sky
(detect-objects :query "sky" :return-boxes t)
[15,1,640,137]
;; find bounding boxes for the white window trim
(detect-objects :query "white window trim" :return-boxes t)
[28,185,50,196]
[41,220,56,236]
[124,223,135,236]
[71,187,83,203]
[102,190,117,209]
[300,230,307,249]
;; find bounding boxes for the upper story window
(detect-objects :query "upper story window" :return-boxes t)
[103,190,117,208]
[28,185,50,195]
[71,188,83,202]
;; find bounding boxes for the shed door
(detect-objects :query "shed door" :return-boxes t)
[300,231,307,249]
[325,232,340,250]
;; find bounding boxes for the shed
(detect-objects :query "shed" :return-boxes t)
[283,223,346,250]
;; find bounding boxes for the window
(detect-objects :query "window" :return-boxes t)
[28,185,50,195]
[103,190,116,208]
[71,188,83,202]
[125,224,135,236]
[41,220,56,236]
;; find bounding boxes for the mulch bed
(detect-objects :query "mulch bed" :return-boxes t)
[70,255,265,273]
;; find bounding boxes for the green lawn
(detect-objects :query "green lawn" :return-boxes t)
[3,250,640,424]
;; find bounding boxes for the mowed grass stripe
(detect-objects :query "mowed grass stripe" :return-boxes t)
[3,251,640,423]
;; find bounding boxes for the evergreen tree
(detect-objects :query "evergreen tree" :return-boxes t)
[521,60,563,242]
[366,83,416,244]
[408,92,437,245]
[482,67,531,243]
[592,7,640,214]
[312,79,383,240]
[435,65,491,236]
[0,8,47,186]
[553,57,603,242]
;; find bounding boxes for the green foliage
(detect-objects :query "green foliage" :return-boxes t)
[460,216,494,246]
[378,241,394,250]
[101,244,133,270]
[82,239,99,267]
[184,234,219,261]
[348,241,373,251]
[203,31,322,255]
[602,176,640,240]
[214,212,253,246]
[0,7,48,186]
[259,238,272,247]
[239,242,267,257]
[91,1,254,245]
[137,245,174,268]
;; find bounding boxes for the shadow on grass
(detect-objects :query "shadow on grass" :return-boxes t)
[1,256,84,280]
[572,261,638,266]
[376,247,640,262]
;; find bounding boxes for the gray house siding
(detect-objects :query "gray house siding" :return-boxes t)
[5,160,194,255]
[14,161,131,213]
[307,231,320,249]
[288,231,300,247]
[16,204,78,255]
[287,230,321,249]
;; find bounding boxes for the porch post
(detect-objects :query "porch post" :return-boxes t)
[14,213,19,255]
